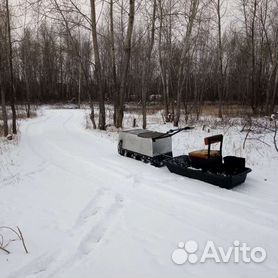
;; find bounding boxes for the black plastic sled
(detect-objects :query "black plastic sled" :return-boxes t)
[164,155,252,189]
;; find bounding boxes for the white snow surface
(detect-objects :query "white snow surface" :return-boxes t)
[0,108,277,277]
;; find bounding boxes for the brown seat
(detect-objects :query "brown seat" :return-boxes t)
[189,149,221,159]
[189,134,223,160]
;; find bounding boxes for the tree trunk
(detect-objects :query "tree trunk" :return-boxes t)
[142,0,156,129]
[110,0,118,126]
[270,26,278,113]
[116,0,135,128]
[270,65,278,113]
[217,0,223,119]
[90,0,106,130]
[23,57,31,118]
[25,74,31,118]
[90,101,97,129]
[5,0,16,134]
[251,0,258,113]
[1,87,9,136]
[158,0,170,122]
[174,0,199,126]
[78,61,82,109]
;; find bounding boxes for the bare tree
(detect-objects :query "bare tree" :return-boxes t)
[115,0,135,128]
[90,0,106,130]
[215,0,224,118]
[158,0,173,122]
[5,0,16,134]
[51,0,97,128]
[250,0,258,112]
[0,88,8,136]
[109,0,118,126]
[174,0,200,126]
[142,0,157,129]
[0,2,8,136]
[21,28,32,118]
[268,2,278,113]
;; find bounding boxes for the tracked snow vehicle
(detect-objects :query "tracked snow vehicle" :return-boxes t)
[118,127,192,167]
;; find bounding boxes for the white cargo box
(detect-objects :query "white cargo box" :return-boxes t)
[119,129,172,157]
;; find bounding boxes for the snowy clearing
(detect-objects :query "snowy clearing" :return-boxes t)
[0,107,277,277]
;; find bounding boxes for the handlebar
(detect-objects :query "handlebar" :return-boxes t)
[153,126,194,140]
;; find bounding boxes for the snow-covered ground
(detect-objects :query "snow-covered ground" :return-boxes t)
[0,107,277,277]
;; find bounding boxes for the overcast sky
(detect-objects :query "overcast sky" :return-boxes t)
[8,0,243,40]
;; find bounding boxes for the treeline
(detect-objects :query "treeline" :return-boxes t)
[0,0,277,133]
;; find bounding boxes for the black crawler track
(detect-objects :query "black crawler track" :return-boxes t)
[118,140,172,167]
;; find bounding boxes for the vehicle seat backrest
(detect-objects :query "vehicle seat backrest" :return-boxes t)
[204,134,223,158]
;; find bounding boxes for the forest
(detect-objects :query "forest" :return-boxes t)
[0,0,278,133]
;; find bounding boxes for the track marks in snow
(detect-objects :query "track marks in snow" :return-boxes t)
[8,252,55,278]
[77,192,124,255]
[47,191,124,276]
[9,190,124,278]
[74,187,108,227]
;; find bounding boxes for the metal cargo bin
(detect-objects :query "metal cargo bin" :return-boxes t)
[118,129,172,157]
